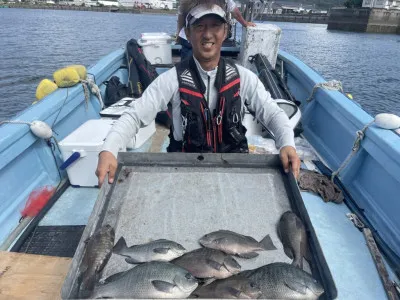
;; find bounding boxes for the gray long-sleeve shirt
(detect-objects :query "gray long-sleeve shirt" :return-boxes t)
[102,58,295,158]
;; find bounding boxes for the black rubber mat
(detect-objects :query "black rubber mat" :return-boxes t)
[18,225,85,258]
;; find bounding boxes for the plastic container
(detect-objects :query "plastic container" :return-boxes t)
[59,119,125,187]
[59,118,156,186]
[138,32,173,64]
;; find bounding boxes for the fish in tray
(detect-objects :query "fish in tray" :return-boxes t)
[242,262,324,300]
[199,230,276,258]
[78,224,115,299]
[172,248,241,280]
[113,236,187,263]
[278,211,311,269]
[90,261,198,299]
[190,274,262,299]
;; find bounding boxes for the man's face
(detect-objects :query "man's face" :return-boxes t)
[185,15,227,64]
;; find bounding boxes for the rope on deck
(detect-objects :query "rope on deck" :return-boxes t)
[306,80,344,102]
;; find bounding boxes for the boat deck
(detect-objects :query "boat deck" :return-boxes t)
[13,127,394,300]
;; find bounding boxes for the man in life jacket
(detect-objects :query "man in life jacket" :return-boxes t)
[177,0,255,60]
[96,0,300,186]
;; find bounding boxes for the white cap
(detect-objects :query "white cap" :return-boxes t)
[185,4,227,27]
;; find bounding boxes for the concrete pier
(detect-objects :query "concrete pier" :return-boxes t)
[328,8,400,34]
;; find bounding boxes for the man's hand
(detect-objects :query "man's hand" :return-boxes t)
[279,146,300,179]
[246,21,256,27]
[96,151,117,187]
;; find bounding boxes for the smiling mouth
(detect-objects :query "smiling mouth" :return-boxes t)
[202,42,215,46]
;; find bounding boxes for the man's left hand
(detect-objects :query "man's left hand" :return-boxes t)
[279,146,300,179]
[246,22,256,27]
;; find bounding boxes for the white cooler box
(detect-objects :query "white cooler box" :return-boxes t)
[59,119,155,187]
[138,32,173,64]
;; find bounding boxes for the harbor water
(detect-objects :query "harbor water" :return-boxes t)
[0,8,399,121]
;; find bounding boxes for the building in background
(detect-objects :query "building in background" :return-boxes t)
[264,1,315,14]
[119,0,177,8]
[362,0,400,9]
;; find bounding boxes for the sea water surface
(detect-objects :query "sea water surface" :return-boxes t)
[0,8,399,121]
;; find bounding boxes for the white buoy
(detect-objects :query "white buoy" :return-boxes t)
[374,113,400,130]
[30,120,53,139]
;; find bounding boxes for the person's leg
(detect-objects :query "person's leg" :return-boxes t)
[180,38,193,60]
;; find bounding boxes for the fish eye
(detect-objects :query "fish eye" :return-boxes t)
[185,273,193,279]
[250,283,255,288]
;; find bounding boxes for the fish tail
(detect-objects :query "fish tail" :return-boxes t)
[113,236,128,255]
[87,283,105,299]
[78,289,92,299]
[78,276,94,299]
[259,234,277,250]
[292,256,303,269]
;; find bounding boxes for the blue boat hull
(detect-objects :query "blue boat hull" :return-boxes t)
[279,50,400,271]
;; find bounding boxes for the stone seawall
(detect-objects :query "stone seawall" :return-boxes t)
[367,9,400,33]
[328,8,400,34]
[256,13,328,24]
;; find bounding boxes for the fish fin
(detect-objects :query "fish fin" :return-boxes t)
[201,278,216,286]
[113,237,127,255]
[237,252,259,259]
[153,247,170,254]
[102,271,126,284]
[152,280,176,293]
[223,257,241,273]
[284,278,308,295]
[153,238,170,242]
[206,259,223,270]
[227,287,243,298]
[259,234,277,250]
[295,215,304,230]
[303,241,312,263]
[125,257,141,264]
[283,246,294,260]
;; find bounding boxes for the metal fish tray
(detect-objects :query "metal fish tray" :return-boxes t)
[61,153,337,299]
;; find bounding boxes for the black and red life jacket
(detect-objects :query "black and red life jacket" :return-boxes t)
[167,57,248,153]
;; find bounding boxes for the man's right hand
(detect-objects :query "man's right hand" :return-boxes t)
[96,151,117,187]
